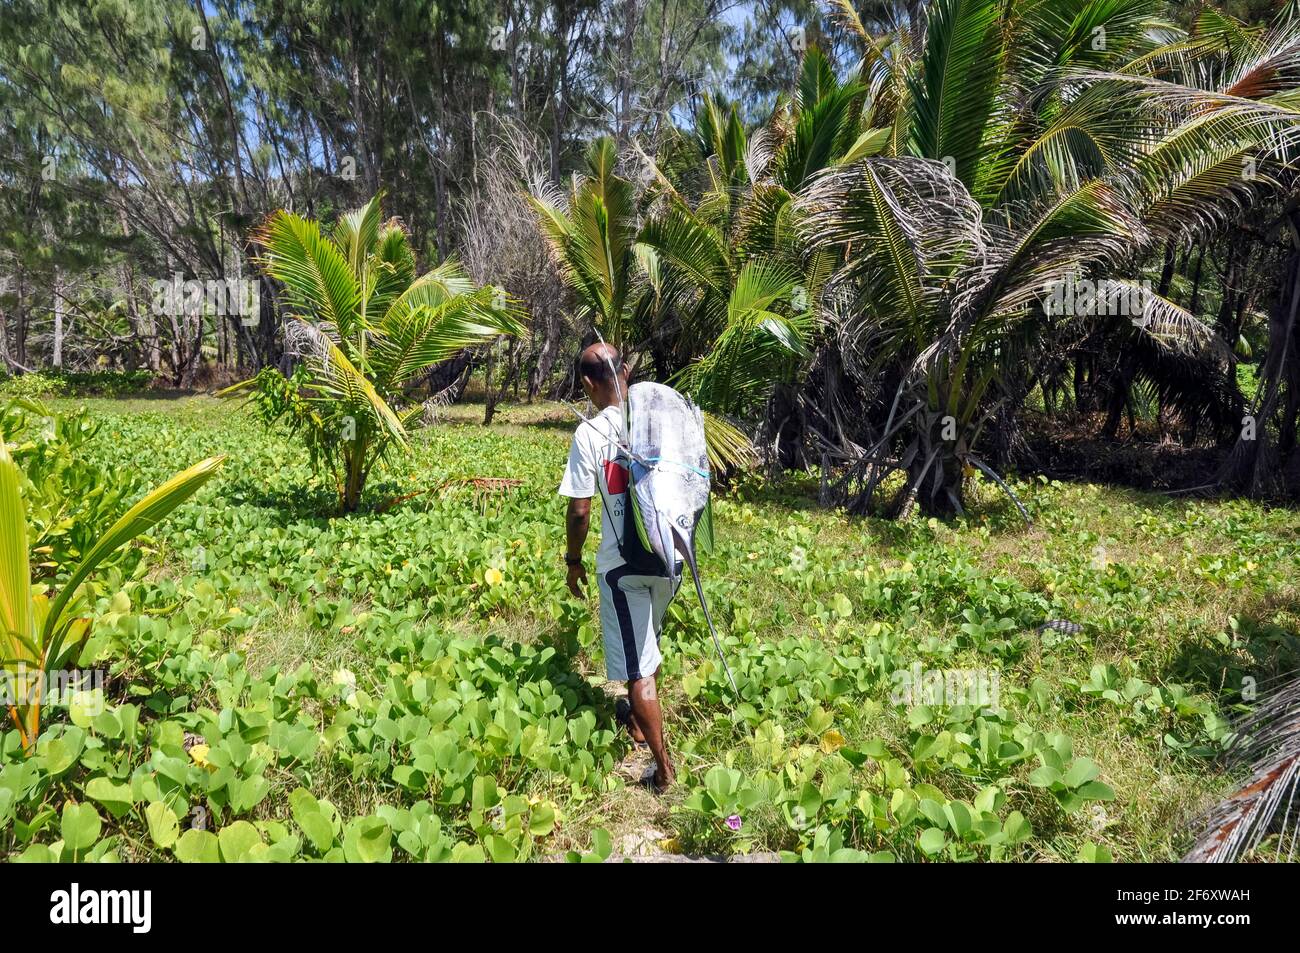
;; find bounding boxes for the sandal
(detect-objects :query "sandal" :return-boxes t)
[615,697,648,748]
[638,765,674,795]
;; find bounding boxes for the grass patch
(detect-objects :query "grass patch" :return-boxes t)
[5,393,1295,863]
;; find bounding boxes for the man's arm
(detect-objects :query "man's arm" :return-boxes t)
[565,497,591,598]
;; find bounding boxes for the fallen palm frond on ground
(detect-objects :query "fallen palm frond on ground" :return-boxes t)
[1184,671,1300,862]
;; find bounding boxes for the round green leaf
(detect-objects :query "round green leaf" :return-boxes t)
[174,829,220,863]
[145,801,180,849]
[218,820,263,862]
[918,826,947,856]
[343,817,392,863]
[61,802,102,853]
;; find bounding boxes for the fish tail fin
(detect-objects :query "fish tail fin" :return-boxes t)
[670,524,738,697]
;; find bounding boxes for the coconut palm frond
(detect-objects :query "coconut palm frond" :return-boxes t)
[677,259,811,413]
[253,209,361,343]
[332,193,383,277]
[977,179,1145,325]
[1012,0,1177,86]
[985,81,1144,209]
[370,219,418,316]
[372,291,526,392]
[1185,672,1300,862]
[528,136,637,344]
[800,157,986,372]
[637,202,732,297]
[285,318,408,446]
[1111,280,1226,357]
[702,409,758,472]
[905,0,1005,188]
[773,48,867,192]
[825,0,872,46]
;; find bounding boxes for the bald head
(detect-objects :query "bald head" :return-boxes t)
[578,342,623,382]
[577,342,628,409]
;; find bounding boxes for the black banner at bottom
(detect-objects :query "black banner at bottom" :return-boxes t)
[11,860,1280,942]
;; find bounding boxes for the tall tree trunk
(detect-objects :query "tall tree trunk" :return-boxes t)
[0,279,10,371]
[528,309,561,399]
[552,0,572,182]
[180,311,204,388]
[52,268,64,369]
[114,196,147,370]
[15,269,27,368]
[483,341,498,425]
[617,0,638,146]
[1219,218,1300,495]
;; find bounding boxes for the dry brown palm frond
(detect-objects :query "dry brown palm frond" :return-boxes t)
[1184,671,1300,862]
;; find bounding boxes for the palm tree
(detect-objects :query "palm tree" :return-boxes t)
[226,194,524,512]
[799,0,1300,516]
[638,53,897,464]
[528,138,638,348]
[529,135,794,469]
[0,435,222,752]
[531,59,879,465]
[637,90,815,417]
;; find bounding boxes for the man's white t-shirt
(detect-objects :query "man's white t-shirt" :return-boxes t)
[558,405,629,573]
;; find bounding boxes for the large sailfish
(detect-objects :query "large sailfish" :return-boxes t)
[622,382,737,693]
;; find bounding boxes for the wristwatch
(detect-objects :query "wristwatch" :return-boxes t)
[565,555,583,567]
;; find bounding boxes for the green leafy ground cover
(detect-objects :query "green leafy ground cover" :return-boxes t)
[3,395,1297,862]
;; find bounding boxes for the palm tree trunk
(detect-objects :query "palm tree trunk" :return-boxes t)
[911,442,964,517]
[343,441,366,512]
[0,283,8,371]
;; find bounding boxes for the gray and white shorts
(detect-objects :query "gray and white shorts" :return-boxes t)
[597,566,682,681]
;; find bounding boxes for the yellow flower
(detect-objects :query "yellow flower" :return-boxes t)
[189,744,210,767]
[819,729,846,753]
[485,567,504,586]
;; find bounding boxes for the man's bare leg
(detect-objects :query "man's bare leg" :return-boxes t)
[627,672,673,790]
[621,670,658,743]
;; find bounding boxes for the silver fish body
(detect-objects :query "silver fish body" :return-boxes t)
[625,382,710,570]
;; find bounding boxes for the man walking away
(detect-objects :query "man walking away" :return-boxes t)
[558,342,679,792]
